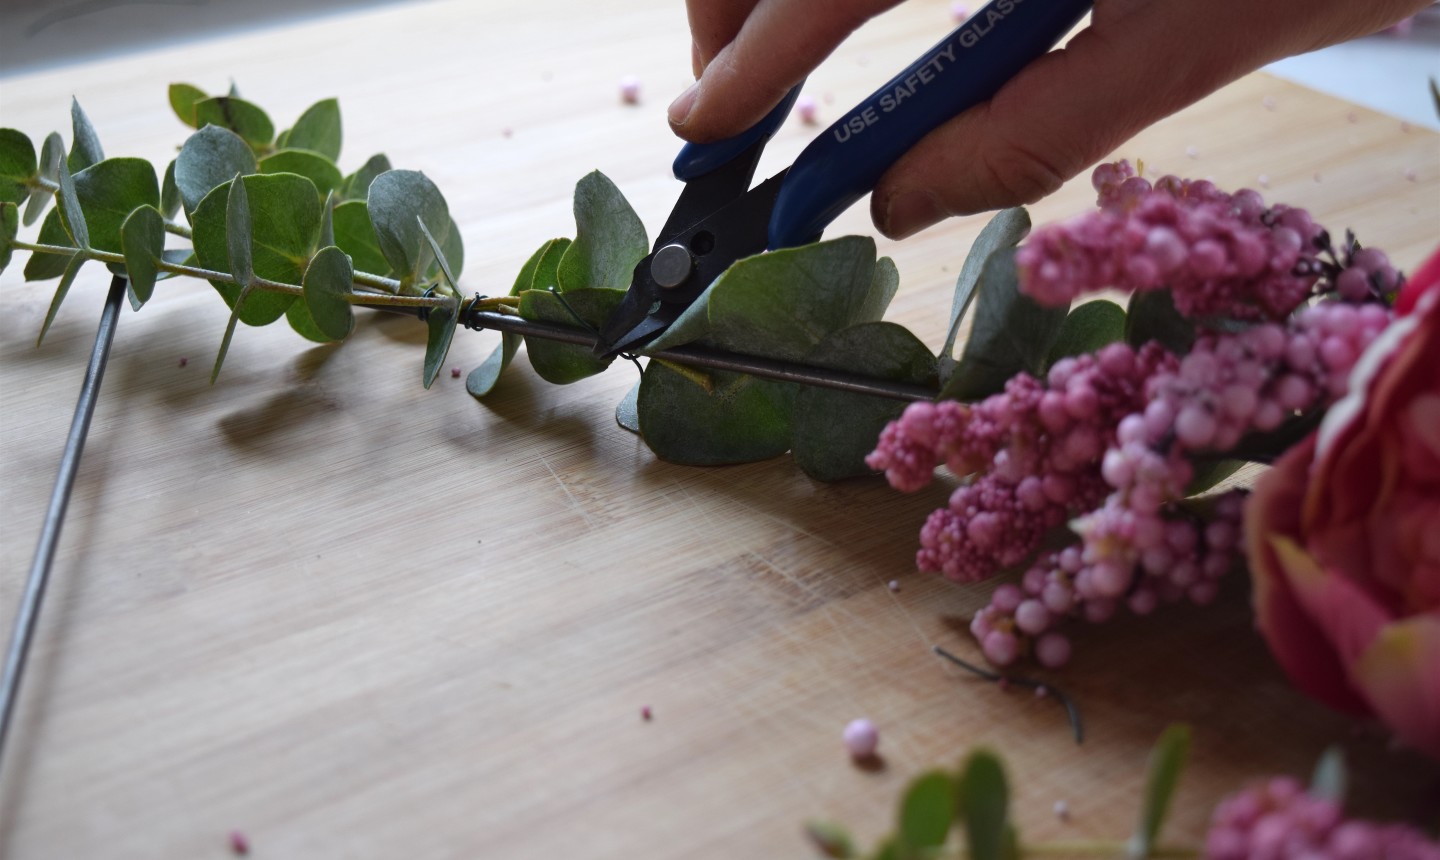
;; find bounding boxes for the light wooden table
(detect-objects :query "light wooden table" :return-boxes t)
[2,1,1437,857]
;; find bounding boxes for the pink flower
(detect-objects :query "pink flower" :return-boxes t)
[1245,273,1440,759]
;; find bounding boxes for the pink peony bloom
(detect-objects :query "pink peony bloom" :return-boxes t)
[1245,254,1440,759]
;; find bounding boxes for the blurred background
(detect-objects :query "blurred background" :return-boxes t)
[2,1,1438,127]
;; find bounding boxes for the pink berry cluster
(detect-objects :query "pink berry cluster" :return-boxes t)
[1018,161,1365,321]
[1206,777,1440,860]
[867,342,1174,582]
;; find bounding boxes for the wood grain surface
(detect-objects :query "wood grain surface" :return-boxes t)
[2,1,1438,857]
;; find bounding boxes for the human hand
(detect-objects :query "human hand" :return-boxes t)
[669,0,1432,239]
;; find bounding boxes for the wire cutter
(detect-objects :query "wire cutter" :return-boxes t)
[594,0,1094,358]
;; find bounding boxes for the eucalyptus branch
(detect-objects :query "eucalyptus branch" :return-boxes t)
[29,176,194,239]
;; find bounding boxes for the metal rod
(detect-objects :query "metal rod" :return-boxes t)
[0,274,128,773]
[462,309,938,402]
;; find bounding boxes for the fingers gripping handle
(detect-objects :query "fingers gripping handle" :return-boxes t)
[768,0,1094,249]
[672,85,804,181]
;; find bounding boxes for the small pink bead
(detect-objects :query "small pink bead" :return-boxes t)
[1015,599,1052,635]
[887,579,901,593]
[641,705,653,721]
[983,630,1019,665]
[843,718,879,758]
[1035,632,1072,668]
[950,1,970,21]
[796,94,819,125]
[1090,561,1131,597]
[1175,404,1217,449]
[229,831,250,856]
[991,583,1024,613]
[619,75,642,104]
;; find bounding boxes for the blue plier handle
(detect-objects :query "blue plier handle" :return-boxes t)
[595,0,1094,357]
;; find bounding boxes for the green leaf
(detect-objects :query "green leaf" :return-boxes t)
[66,158,160,254]
[341,153,390,201]
[160,158,181,219]
[284,292,332,343]
[67,98,104,173]
[258,149,343,197]
[23,209,75,280]
[857,254,900,323]
[423,298,459,388]
[436,215,465,283]
[517,287,623,384]
[1309,747,1346,804]
[646,236,881,361]
[943,207,1031,359]
[940,249,1069,401]
[555,170,647,292]
[285,98,341,161]
[175,124,258,215]
[367,169,451,284]
[225,172,253,286]
[191,173,320,325]
[1183,458,1244,495]
[959,750,1009,860]
[467,238,571,399]
[0,201,18,276]
[319,190,336,249]
[897,770,956,852]
[1048,299,1127,365]
[0,128,36,206]
[1128,724,1191,860]
[869,839,899,860]
[119,204,164,305]
[192,96,275,149]
[55,159,89,249]
[615,381,641,433]
[25,132,64,226]
[301,245,355,340]
[637,361,796,465]
[211,288,249,383]
[331,200,389,277]
[416,215,456,287]
[1126,288,1195,356]
[37,254,86,345]
[792,322,937,481]
[804,821,858,859]
[168,82,209,127]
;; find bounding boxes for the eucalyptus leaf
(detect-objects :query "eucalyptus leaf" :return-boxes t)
[341,153,390,201]
[119,204,164,305]
[193,96,275,149]
[0,202,18,276]
[417,215,456,287]
[943,207,1031,359]
[285,98,342,161]
[259,149,343,197]
[225,171,254,286]
[1126,288,1195,355]
[0,128,36,206]
[67,98,104,173]
[436,215,465,283]
[857,254,900,323]
[1227,409,1324,464]
[211,288,249,383]
[175,124,257,215]
[555,170,648,292]
[23,209,75,280]
[637,361,796,465]
[301,245,355,340]
[168,82,208,127]
[1184,458,1244,495]
[1309,747,1346,804]
[25,132,65,226]
[1048,299,1127,365]
[55,159,89,249]
[161,158,181,219]
[319,189,336,248]
[959,750,1009,860]
[518,287,624,384]
[285,292,333,343]
[468,238,570,399]
[332,200,389,276]
[792,322,937,481]
[615,381,641,433]
[367,169,450,283]
[37,254,86,345]
[645,236,880,362]
[1128,724,1191,860]
[65,157,160,254]
[191,173,321,325]
[897,770,956,852]
[423,298,459,389]
[940,249,1069,401]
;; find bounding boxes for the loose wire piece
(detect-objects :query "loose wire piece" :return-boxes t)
[547,287,646,376]
[932,645,1085,744]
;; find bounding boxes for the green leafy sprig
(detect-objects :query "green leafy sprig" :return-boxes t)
[0,84,496,387]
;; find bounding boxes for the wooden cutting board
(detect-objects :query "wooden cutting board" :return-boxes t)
[1,1,1437,857]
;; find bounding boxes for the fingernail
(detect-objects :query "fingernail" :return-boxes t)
[880,190,943,239]
[668,81,700,127]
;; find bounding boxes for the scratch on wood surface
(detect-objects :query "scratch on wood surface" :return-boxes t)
[538,452,595,531]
